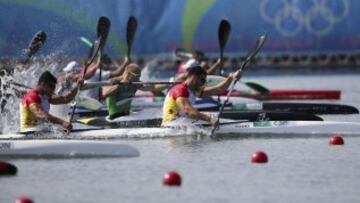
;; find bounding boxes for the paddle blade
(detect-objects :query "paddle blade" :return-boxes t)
[24,31,47,58]
[97,16,111,49]
[244,81,270,94]
[85,16,110,66]
[218,19,231,53]
[239,33,267,72]
[126,16,138,58]
[246,33,267,62]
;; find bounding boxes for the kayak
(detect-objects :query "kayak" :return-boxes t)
[0,140,140,158]
[69,98,357,121]
[72,105,323,128]
[222,89,341,100]
[77,110,323,127]
[207,75,341,100]
[2,120,360,140]
[69,100,358,126]
[131,97,356,114]
[214,101,359,115]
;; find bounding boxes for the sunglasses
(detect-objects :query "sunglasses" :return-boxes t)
[128,71,140,77]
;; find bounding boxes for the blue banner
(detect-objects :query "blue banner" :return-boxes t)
[0,0,359,57]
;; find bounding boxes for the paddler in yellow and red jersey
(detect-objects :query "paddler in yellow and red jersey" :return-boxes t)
[20,71,81,133]
[162,64,241,127]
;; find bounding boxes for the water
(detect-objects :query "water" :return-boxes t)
[1,74,360,203]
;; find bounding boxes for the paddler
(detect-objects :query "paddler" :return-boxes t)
[60,54,130,102]
[20,71,81,132]
[161,64,241,127]
[101,62,164,120]
[78,54,130,101]
[150,57,224,96]
[177,50,222,75]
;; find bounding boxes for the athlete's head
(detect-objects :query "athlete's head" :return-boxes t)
[192,50,205,61]
[101,54,113,70]
[186,65,207,91]
[38,71,57,95]
[124,63,141,82]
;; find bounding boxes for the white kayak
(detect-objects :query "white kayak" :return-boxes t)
[0,140,140,158]
[2,120,360,140]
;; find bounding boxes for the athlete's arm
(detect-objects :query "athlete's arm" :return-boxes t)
[138,84,166,92]
[206,58,222,75]
[102,84,119,98]
[201,69,241,97]
[176,97,217,125]
[109,57,131,78]
[28,103,72,129]
[49,81,81,104]
[82,62,100,80]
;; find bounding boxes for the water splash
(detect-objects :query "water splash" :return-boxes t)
[0,58,63,134]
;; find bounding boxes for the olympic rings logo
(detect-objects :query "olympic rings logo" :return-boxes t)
[260,0,350,36]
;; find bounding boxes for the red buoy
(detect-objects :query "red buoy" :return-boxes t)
[16,196,34,203]
[163,171,181,186]
[329,135,344,145]
[0,160,17,176]
[251,151,268,163]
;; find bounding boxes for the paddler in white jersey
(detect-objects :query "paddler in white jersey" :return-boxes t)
[162,64,241,126]
[78,54,127,101]
[20,71,81,132]
[60,54,130,102]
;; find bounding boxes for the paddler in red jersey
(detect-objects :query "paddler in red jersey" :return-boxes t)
[162,64,241,127]
[20,71,81,133]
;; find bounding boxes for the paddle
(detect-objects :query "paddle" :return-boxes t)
[201,120,249,127]
[210,34,267,137]
[9,31,47,88]
[68,16,111,134]
[97,16,111,101]
[215,20,231,103]
[11,82,31,89]
[243,81,270,94]
[0,31,47,113]
[81,81,179,90]
[98,17,110,50]
[24,31,47,59]
[218,19,231,75]
[126,16,138,59]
